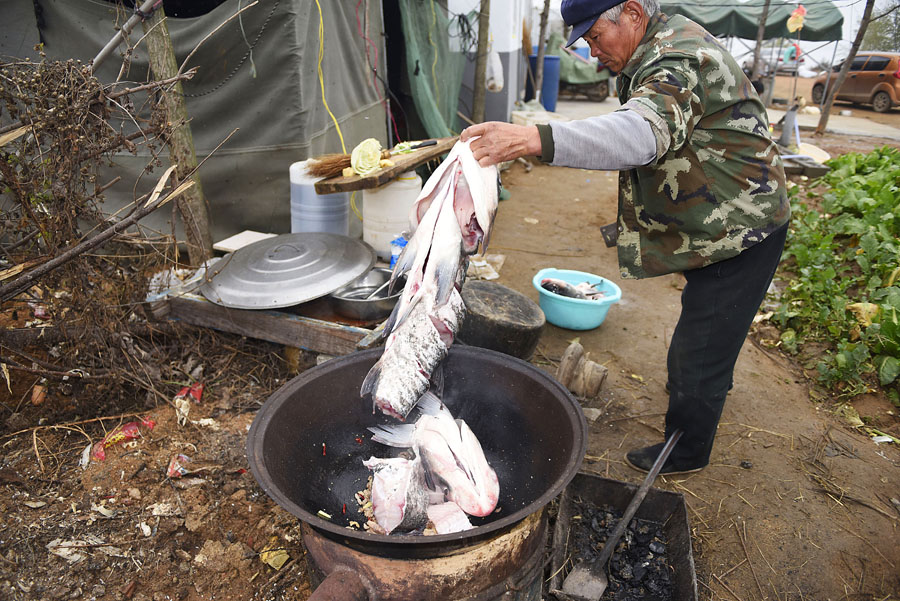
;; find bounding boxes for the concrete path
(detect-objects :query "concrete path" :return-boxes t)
[766,107,900,141]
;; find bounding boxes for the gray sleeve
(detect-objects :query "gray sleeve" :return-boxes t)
[547,108,659,170]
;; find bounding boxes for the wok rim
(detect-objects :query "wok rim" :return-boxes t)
[246,345,587,547]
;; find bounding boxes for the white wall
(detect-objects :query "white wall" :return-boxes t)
[450,0,533,122]
[449,0,530,54]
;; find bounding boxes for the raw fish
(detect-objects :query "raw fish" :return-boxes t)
[426,502,473,534]
[540,278,605,300]
[362,455,429,534]
[361,139,499,419]
[369,392,500,517]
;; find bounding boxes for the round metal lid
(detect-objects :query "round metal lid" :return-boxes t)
[198,233,375,309]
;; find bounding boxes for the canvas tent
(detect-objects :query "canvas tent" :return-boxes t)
[658,0,844,42]
[1,0,389,242]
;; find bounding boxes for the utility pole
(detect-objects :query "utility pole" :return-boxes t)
[142,6,213,265]
[472,0,491,123]
[816,0,877,135]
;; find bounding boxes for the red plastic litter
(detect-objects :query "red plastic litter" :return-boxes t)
[175,382,204,404]
[166,454,192,479]
[91,417,156,461]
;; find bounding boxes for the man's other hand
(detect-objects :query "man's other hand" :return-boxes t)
[460,122,542,167]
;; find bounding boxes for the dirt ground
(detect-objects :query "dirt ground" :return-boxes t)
[1,129,899,601]
[494,129,900,600]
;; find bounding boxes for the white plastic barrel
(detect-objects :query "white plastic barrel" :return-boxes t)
[289,160,350,236]
[362,172,422,260]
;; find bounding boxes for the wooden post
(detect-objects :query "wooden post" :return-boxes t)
[816,0,877,135]
[142,6,213,265]
[534,0,551,104]
[472,0,492,123]
[751,0,772,80]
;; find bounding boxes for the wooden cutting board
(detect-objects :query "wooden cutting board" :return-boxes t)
[314,136,457,194]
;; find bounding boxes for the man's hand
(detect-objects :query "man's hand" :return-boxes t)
[460,122,542,167]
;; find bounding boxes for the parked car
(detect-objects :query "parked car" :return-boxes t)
[812,52,900,113]
[742,43,805,76]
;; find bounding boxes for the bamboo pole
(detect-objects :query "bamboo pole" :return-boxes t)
[93,0,158,70]
[142,6,213,265]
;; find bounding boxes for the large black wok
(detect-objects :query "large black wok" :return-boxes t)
[247,345,587,557]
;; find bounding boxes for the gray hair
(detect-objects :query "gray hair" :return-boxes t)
[600,0,659,23]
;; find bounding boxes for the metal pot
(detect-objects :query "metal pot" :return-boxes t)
[329,268,404,321]
[246,346,587,598]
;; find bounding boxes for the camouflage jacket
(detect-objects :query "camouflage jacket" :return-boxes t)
[614,12,790,279]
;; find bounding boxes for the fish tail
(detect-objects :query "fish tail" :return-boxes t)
[380,298,402,339]
[416,390,450,417]
[389,237,417,293]
[360,360,382,407]
[434,260,463,309]
[368,424,416,447]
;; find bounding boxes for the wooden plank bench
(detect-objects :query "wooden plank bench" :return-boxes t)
[148,290,384,356]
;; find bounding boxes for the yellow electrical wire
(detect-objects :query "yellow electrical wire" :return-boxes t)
[314,0,346,154]
[314,0,361,221]
[350,191,362,221]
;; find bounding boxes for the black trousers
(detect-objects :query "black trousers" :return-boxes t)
[664,223,789,465]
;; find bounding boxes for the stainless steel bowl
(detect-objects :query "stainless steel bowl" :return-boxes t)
[329,267,405,321]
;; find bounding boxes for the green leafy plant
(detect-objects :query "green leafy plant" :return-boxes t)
[773,147,900,401]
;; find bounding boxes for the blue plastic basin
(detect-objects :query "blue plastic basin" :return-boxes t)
[532,268,621,330]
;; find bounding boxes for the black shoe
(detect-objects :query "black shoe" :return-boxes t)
[625,443,706,475]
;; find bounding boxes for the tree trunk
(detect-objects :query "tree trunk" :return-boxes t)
[816,0,877,135]
[534,0,551,104]
[142,7,213,265]
[472,0,492,123]
[751,0,772,80]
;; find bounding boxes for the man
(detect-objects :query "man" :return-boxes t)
[461,0,790,475]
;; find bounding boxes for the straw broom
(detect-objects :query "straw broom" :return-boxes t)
[308,140,437,180]
[307,149,393,179]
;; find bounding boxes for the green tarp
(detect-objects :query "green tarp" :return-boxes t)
[659,1,844,42]
[545,32,610,85]
[398,0,469,138]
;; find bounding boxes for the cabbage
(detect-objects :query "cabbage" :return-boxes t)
[351,138,383,176]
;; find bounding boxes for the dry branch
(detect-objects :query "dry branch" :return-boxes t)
[0,176,193,302]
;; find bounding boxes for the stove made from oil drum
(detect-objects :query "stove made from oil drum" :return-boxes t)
[247,346,588,601]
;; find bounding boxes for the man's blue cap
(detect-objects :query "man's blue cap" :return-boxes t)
[561,0,626,47]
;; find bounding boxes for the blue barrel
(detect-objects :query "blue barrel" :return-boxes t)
[526,54,561,112]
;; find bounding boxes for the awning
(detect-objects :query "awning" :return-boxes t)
[659,1,844,42]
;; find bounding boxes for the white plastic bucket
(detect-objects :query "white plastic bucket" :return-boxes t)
[362,172,422,259]
[289,160,350,236]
